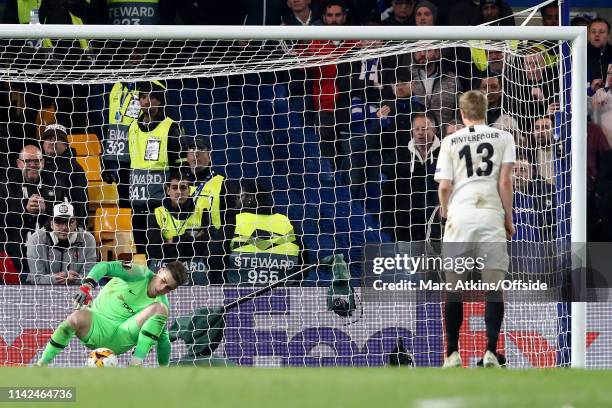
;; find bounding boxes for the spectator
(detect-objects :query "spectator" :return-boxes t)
[588,122,611,194]
[184,137,214,184]
[480,0,514,26]
[506,46,559,132]
[593,147,612,242]
[492,114,521,146]
[528,115,560,188]
[512,157,555,242]
[126,80,183,255]
[380,112,441,242]
[540,2,558,27]
[454,47,505,90]
[587,18,611,92]
[146,171,216,284]
[0,145,68,278]
[315,0,347,25]
[183,136,226,231]
[586,122,611,241]
[382,0,415,26]
[478,75,502,124]
[0,83,39,181]
[443,119,464,138]
[338,53,400,185]
[589,62,612,145]
[101,51,145,208]
[40,124,89,225]
[395,48,462,127]
[357,78,416,189]
[414,0,436,26]
[486,49,505,76]
[299,1,358,168]
[570,13,592,28]
[25,202,96,285]
[282,0,319,25]
[448,0,514,26]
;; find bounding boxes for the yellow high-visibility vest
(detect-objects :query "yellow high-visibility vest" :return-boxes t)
[109,83,139,126]
[17,0,39,23]
[191,174,225,229]
[230,212,300,256]
[154,205,204,241]
[128,117,172,170]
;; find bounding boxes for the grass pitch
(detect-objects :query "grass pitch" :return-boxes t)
[0,368,611,408]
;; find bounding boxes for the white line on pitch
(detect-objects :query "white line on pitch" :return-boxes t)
[414,397,465,408]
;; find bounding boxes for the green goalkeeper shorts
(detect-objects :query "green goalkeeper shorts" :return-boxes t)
[81,310,140,355]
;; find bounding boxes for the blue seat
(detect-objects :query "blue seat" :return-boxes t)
[188,83,398,283]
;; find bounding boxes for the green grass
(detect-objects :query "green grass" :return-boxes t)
[1,368,611,408]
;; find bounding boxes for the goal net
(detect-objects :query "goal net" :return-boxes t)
[0,25,595,368]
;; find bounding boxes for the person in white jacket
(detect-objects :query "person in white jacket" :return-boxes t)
[589,62,612,146]
[26,202,97,285]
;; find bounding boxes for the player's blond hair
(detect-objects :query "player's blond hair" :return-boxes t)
[459,90,488,121]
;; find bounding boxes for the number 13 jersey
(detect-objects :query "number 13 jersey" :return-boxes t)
[434,124,516,215]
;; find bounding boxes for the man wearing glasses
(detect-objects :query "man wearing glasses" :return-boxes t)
[0,145,67,283]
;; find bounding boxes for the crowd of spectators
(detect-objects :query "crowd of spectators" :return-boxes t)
[0,0,610,285]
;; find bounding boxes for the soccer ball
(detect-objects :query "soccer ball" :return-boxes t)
[86,348,118,368]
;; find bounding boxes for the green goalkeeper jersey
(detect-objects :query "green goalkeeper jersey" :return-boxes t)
[88,261,170,322]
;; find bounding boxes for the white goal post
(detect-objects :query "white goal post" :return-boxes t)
[0,24,588,368]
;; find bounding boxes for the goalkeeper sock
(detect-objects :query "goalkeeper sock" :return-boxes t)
[444,292,463,357]
[485,290,504,353]
[133,314,168,361]
[40,321,76,364]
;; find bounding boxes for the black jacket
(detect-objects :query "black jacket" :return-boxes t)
[381,137,441,242]
[587,42,612,83]
[0,168,68,272]
[337,57,403,107]
[506,64,559,131]
[281,10,319,26]
[43,147,88,224]
[381,13,415,26]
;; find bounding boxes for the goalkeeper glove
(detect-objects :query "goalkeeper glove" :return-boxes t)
[72,277,96,309]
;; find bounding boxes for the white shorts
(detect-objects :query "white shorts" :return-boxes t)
[443,209,509,273]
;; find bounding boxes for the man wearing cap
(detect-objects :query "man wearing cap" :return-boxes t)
[0,145,68,281]
[184,136,226,231]
[25,202,96,285]
[41,124,89,225]
[127,80,183,255]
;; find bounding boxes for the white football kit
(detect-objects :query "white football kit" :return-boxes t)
[435,124,516,275]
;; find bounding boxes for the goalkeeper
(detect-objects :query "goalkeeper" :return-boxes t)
[36,260,188,366]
